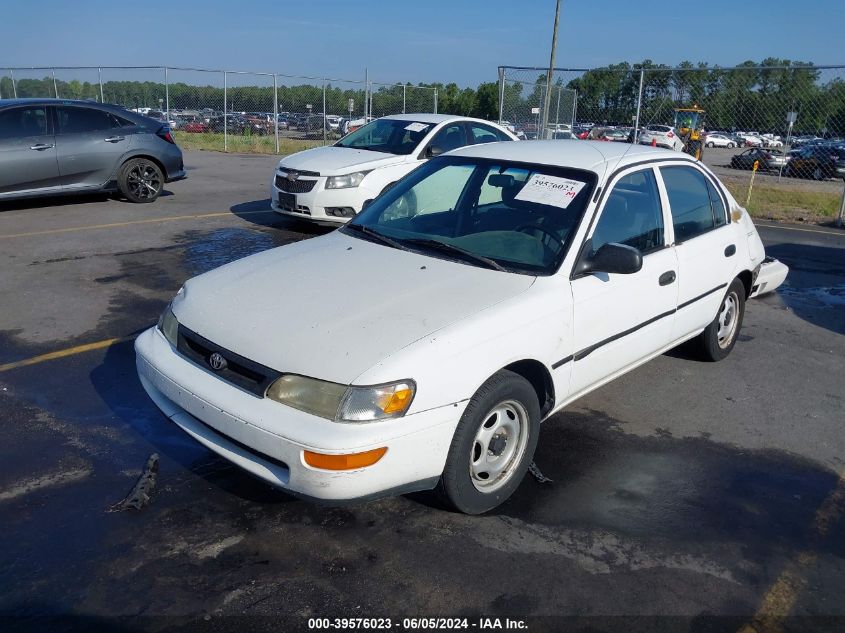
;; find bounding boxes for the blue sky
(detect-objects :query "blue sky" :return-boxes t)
[1,0,841,86]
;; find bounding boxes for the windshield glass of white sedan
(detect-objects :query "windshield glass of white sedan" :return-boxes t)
[343,157,597,274]
[335,118,433,154]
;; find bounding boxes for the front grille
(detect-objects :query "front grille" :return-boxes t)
[275,172,318,193]
[176,325,281,397]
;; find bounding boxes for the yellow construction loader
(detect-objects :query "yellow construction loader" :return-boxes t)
[674,106,706,159]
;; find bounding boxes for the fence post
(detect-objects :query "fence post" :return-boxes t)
[273,74,279,154]
[10,69,16,98]
[837,181,845,228]
[402,84,406,114]
[51,68,58,98]
[98,67,104,103]
[572,89,578,127]
[322,78,327,145]
[223,71,228,152]
[364,68,368,120]
[633,68,644,143]
[555,86,561,128]
[164,67,170,120]
[433,87,438,114]
[497,66,505,124]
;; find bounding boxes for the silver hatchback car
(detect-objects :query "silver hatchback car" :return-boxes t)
[0,98,185,203]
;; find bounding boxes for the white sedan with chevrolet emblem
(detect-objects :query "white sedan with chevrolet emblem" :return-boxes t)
[269,113,518,223]
[136,141,788,513]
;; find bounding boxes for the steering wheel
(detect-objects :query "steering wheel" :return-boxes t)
[515,224,565,253]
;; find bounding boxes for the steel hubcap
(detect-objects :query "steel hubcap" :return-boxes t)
[469,400,529,493]
[717,292,740,348]
[127,164,161,199]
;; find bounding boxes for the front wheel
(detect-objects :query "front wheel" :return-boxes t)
[696,278,746,362]
[118,158,164,203]
[706,142,715,148]
[727,143,735,148]
[437,370,540,514]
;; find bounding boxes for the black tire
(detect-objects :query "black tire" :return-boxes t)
[727,143,735,148]
[437,370,540,514]
[706,141,714,148]
[696,278,746,362]
[118,158,164,203]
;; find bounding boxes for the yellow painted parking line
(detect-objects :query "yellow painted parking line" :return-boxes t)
[0,209,274,240]
[0,335,136,373]
[758,223,844,237]
[738,468,845,633]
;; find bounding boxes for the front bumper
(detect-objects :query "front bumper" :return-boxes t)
[270,173,380,224]
[135,327,463,501]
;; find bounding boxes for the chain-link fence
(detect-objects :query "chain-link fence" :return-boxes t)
[499,64,845,140]
[499,64,845,222]
[0,66,438,154]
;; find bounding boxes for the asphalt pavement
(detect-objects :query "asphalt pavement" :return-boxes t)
[0,150,843,633]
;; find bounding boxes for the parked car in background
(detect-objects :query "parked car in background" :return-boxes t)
[638,125,684,151]
[704,133,736,148]
[730,147,786,171]
[0,98,185,203]
[139,141,786,513]
[183,120,208,133]
[785,145,845,180]
[736,133,764,147]
[271,114,518,223]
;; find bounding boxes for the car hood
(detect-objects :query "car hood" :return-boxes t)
[174,231,536,385]
[278,145,408,175]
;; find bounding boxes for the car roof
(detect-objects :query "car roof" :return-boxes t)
[382,113,494,125]
[0,97,129,113]
[446,140,692,173]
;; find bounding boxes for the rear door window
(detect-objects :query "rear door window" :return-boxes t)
[57,107,122,134]
[0,107,49,139]
[660,166,717,242]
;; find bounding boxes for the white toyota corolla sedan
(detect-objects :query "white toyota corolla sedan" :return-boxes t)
[269,113,518,223]
[137,141,788,514]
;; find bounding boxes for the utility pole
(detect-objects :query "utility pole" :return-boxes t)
[540,0,562,139]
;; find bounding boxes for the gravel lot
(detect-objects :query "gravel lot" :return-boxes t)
[1,150,843,633]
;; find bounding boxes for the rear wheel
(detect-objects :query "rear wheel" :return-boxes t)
[813,166,825,180]
[437,370,540,514]
[118,158,163,203]
[696,278,746,362]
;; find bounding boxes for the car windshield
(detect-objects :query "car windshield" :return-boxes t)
[335,118,434,155]
[341,156,597,275]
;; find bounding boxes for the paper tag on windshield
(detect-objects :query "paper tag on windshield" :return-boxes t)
[405,122,429,132]
[514,174,586,208]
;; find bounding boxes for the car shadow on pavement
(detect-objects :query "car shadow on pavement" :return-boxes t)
[0,191,174,213]
[761,243,845,336]
[229,199,336,236]
[89,340,299,506]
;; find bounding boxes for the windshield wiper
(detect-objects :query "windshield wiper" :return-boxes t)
[344,224,411,251]
[402,238,507,272]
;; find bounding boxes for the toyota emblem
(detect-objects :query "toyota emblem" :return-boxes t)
[208,352,227,371]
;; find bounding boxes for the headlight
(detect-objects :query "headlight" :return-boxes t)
[325,171,369,189]
[266,375,348,420]
[265,376,415,422]
[157,305,179,347]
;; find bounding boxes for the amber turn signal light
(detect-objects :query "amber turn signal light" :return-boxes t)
[303,447,387,471]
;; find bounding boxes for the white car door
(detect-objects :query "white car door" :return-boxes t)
[568,166,678,397]
[657,164,739,340]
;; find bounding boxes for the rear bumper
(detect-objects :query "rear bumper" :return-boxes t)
[750,257,789,298]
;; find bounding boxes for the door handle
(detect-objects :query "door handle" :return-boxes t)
[30,143,54,151]
[104,136,125,143]
[658,270,676,286]
[724,244,736,257]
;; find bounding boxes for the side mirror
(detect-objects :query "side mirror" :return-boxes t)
[427,145,445,158]
[576,241,643,275]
